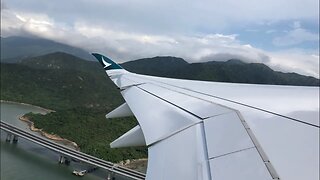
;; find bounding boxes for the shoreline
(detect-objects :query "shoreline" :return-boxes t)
[1,100,78,150]
[1,100,55,114]
[19,115,80,151]
[2,100,147,171]
[117,158,148,173]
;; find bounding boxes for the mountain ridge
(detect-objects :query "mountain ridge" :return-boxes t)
[11,52,319,86]
[1,36,94,62]
[121,56,319,86]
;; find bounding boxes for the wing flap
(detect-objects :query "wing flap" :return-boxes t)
[203,112,255,158]
[147,124,211,180]
[122,84,276,179]
[121,86,200,145]
[209,148,273,180]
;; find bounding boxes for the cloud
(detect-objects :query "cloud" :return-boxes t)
[273,22,319,47]
[3,0,319,34]
[293,21,301,29]
[268,50,319,77]
[1,1,319,78]
[1,9,271,63]
[266,29,277,34]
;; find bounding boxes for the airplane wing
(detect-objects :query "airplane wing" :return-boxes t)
[92,53,319,180]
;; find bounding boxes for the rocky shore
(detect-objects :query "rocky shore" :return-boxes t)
[19,115,80,151]
[117,158,148,173]
[2,100,147,172]
[1,100,79,151]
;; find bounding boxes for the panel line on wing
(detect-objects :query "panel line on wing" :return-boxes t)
[136,83,232,119]
[121,86,202,146]
[141,77,319,128]
[147,121,202,147]
[209,146,256,160]
[123,74,233,120]
[133,81,279,179]
[136,86,204,120]
[200,120,213,180]
[124,74,281,179]
[236,111,280,179]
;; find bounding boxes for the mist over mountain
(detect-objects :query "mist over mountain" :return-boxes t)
[0,36,94,62]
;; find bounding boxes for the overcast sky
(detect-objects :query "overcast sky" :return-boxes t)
[1,0,319,77]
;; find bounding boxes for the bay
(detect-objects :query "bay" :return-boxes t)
[0,102,131,180]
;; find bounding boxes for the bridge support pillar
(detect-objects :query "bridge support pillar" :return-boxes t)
[6,133,12,142]
[59,156,70,165]
[107,167,116,180]
[12,135,19,143]
[65,157,70,165]
[59,156,65,164]
[107,173,115,180]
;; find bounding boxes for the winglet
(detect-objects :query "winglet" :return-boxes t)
[92,53,123,70]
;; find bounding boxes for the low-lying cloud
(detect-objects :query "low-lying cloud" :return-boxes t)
[1,2,319,78]
[273,28,319,47]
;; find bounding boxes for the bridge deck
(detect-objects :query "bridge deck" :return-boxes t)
[0,121,146,180]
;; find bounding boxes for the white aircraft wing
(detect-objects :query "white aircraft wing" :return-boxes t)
[92,53,319,180]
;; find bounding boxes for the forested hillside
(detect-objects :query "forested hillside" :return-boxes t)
[122,57,319,86]
[1,53,146,162]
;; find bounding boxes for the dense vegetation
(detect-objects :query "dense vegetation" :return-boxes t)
[25,110,146,162]
[1,51,318,162]
[122,57,319,86]
[1,52,147,162]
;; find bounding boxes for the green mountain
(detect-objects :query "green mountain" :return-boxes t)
[20,52,99,73]
[1,53,146,163]
[0,36,94,62]
[122,56,188,76]
[122,57,319,86]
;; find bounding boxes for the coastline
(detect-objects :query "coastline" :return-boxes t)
[2,100,147,171]
[117,158,148,173]
[20,111,147,172]
[19,115,80,151]
[1,100,79,150]
[1,100,55,114]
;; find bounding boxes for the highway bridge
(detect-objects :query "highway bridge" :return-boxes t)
[0,120,146,180]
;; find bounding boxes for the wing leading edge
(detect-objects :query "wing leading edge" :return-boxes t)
[92,53,319,180]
